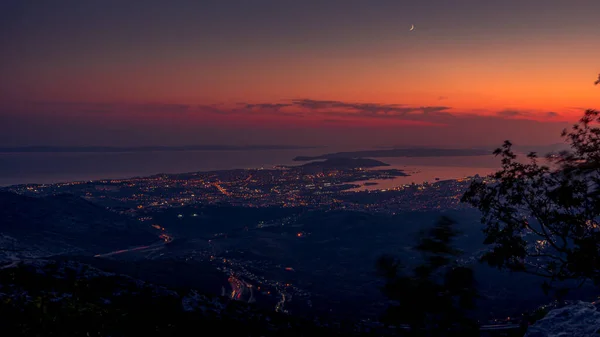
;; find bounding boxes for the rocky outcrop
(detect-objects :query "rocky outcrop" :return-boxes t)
[525,301,600,337]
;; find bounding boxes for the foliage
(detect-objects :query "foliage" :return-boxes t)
[376,216,479,337]
[462,108,600,293]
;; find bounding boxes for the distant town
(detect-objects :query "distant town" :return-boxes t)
[4,165,491,215]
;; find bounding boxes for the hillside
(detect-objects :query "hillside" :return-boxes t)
[0,192,157,259]
[0,259,367,336]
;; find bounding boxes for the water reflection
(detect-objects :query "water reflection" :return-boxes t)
[346,156,502,192]
[347,166,497,192]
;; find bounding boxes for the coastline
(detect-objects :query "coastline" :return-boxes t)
[0,150,502,188]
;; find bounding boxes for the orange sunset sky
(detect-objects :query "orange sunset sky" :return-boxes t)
[1,0,599,148]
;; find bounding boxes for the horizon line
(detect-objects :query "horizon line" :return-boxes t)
[0,145,327,153]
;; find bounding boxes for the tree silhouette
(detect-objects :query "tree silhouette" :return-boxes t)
[462,78,600,293]
[376,216,479,337]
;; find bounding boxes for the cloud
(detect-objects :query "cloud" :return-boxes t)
[200,99,452,122]
[496,109,528,117]
[0,98,573,148]
[223,99,453,121]
[438,96,449,100]
[419,106,452,116]
[496,109,563,119]
[243,103,293,111]
[2,100,569,126]
[289,99,414,117]
[200,103,305,117]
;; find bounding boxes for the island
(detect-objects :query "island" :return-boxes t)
[287,158,391,170]
[292,148,491,161]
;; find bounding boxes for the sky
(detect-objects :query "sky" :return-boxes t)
[1,0,599,148]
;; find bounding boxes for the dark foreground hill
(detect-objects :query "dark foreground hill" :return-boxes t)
[0,191,157,258]
[0,259,370,337]
[0,259,532,337]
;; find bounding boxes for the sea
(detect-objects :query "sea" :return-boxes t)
[0,149,502,187]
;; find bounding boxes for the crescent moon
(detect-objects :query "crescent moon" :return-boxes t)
[410,24,415,31]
